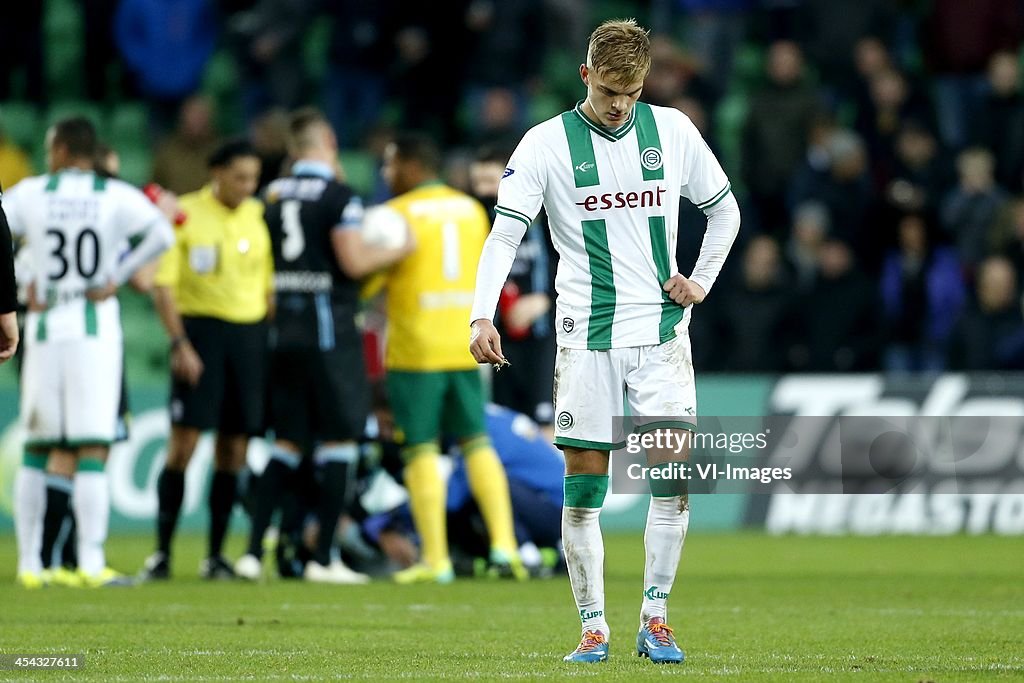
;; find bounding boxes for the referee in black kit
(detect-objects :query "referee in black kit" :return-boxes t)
[141,140,274,580]
[233,108,411,583]
[0,184,19,363]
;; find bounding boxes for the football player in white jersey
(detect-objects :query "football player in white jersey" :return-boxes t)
[6,117,174,588]
[470,20,741,664]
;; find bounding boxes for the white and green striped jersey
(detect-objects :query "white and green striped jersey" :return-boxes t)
[496,101,731,350]
[4,169,170,341]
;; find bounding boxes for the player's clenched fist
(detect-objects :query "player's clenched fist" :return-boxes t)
[662,275,706,307]
[469,318,505,365]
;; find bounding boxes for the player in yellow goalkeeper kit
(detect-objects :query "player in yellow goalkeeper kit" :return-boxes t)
[379,132,524,583]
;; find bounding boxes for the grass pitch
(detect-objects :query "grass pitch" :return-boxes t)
[1,532,1022,681]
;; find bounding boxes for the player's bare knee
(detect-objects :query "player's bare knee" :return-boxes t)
[165,426,200,470]
[214,433,248,471]
[564,448,609,475]
[46,449,77,478]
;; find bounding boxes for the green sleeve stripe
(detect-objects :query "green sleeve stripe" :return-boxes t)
[36,311,47,341]
[45,174,60,192]
[563,474,609,508]
[561,111,601,188]
[634,103,664,181]
[696,183,731,210]
[582,219,615,349]
[494,206,531,228]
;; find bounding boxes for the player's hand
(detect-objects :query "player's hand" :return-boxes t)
[171,340,204,387]
[469,318,506,365]
[662,275,706,307]
[86,281,118,302]
[0,311,19,363]
[506,293,550,332]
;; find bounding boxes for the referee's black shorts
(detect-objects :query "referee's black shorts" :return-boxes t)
[268,341,368,447]
[170,316,268,435]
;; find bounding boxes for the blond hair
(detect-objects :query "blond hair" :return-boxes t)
[287,107,331,155]
[587,19,652,85]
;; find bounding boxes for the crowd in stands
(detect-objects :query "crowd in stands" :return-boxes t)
[2,0,1024,374]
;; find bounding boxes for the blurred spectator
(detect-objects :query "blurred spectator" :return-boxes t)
[880,213,966,372]
[718,235,793,371]
[152,95,220,195]
[249,108,290,192]
[923,0,1023,150]
[324,0,397,149]
[790,239,882,371]
[0,3,45,105]
[884,120,953,217]
[462,0,545,143]
[115,0,217,137]
[644,36,718,109]
[939,147,1010,272]
[672,0,753,88]
[975,52,1024,194]
[949,255,1024,369]
[790,129,875,264]
[0,128,33,191]
[226,0,318,121]
[543,0,589,56]
[80,0,126,102]
[785,201,829,291]
[392,4,472,145]
[990,197,1024,276]
[741,41,820,236]
[796,0,894,108]
[855,68,932,188]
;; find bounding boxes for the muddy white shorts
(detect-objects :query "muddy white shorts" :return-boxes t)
[552,332,696,450]
[20,331,123,448]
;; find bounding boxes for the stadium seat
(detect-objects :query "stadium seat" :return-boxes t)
[107,103,150,150]
[47,100,105,132]
[202,51,240,98]
[116,145,152,187]
[714,92,748,186]
[528,92,570,126]
[339,150,378,197]
[44,0,85,98]
[0,102,43,151]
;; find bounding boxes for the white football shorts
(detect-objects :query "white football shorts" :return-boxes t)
[552,332,697,450]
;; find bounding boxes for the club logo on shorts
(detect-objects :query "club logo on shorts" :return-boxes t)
[640,147,663,171]
[562,317,575,333]
[557,411,574,430]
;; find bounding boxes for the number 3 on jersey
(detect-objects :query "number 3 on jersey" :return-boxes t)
[281,199,306,261]
[46,226,100,280]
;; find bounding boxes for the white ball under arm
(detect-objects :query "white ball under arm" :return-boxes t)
[688,191,740,296]
[469,212,529,324]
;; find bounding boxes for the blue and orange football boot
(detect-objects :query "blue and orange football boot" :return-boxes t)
[563,630,609,663]
[636,617,684,664]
